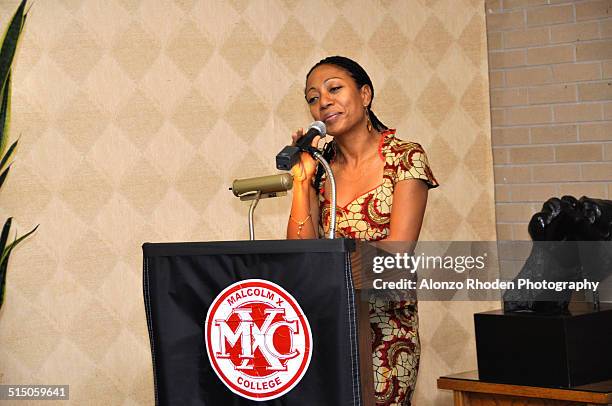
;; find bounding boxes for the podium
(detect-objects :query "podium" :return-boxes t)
[143,239,374,406]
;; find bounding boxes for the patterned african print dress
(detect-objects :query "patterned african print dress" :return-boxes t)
[318,129,438,406]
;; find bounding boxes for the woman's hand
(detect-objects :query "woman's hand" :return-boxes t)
[290,128,320,183]
[287,128,322,240]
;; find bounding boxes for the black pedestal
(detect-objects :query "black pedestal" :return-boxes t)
[475,303,612,387]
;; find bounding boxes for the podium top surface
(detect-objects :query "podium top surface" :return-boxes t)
[142,238,356,257]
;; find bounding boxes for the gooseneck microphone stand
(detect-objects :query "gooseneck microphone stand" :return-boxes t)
[303,146,337,239]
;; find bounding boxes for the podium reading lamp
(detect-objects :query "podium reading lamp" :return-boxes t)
[230,173,293,240]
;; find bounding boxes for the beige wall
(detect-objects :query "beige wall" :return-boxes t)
[0,1,496,404]
[486,0,612,240]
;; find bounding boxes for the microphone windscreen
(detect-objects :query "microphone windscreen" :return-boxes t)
[309,120,326,136]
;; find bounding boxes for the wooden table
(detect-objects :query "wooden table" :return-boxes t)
[438,371,612,405]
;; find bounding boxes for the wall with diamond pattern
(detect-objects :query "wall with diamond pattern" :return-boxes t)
[0,0,496,404]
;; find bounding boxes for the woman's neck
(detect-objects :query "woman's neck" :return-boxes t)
[334,127,382,167]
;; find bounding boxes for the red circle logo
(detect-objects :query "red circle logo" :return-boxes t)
[205,279,313,401]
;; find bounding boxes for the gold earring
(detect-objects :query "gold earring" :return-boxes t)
[365,106,373,132]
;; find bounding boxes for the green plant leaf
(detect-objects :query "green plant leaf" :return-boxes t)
[0,0,27,90]
[0,223,38,265]
[0,163,11,190]
[0,220,37,309]
[0,139,17,173]
[0,73,11,156]
[0,218,10,308]
[0,217,11,254]
[0,0,29,311]
[0,254,8,309]
[0,0,26,156]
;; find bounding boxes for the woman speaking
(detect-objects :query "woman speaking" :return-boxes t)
[287,56,438,406]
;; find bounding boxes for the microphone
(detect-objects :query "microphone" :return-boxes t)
[230,173,293,200]
[275,121,326,171]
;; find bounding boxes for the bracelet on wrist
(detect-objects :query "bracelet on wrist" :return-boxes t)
[289,214,312,239]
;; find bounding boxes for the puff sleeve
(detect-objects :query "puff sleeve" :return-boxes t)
[394,143,439,189]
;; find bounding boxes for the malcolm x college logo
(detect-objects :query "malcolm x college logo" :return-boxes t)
[205,279,313,401]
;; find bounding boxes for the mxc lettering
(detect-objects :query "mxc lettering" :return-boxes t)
[215,307,299,371]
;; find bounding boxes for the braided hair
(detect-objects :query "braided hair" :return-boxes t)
[306,56,388,192]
